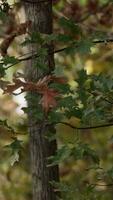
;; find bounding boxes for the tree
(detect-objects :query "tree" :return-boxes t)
[23,0,59,200]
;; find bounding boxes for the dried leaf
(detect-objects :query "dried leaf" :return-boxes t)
[0,34,16,56]
[3,75,66,112]
[51,76,67,84]
[0,21,31,56]
[3,78,25,94]
[15,21,31,36]
[40,89,59,113]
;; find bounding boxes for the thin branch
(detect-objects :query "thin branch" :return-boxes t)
[89,91,113,105]
[17,38,113,57]
[94,38,113,44]
[2,38,113,70]
[56,121,113,130]
[101,97,113,105]
[4,51,37,69]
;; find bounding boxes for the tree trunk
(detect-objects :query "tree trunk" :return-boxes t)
[23,1,59,200]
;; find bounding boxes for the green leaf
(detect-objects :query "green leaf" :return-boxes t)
[77,39,93,55]
[43,33,73,44]
[37,48,48,58]
[48,145,72,166]
[65,108,83,119]
[2,56,19,65]
[34,48,48,69]
[5,138,23,154]
[53,66,65,77]
[72,143,100,164]
[57,34,73,43]
[59,17,81,34]
[58,96,76,108]
[50,181,73,193]
[43,34,58,43]
[21,31,43,46]
[0,119,14,132]
[22,106,44,120]
[77,69,88,85]
[10,151,19,166]
[107,167,113,179]
[0,63,6,77]
[50,83,70,94]
[0,10,7,21]
[45,131,56,142]
[64,39,93,55]
[65,44,78,54]
[48,110,64,123]
[91,30,108,41]
[5,138,23,166]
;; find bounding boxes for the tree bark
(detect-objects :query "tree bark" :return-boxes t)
[23,1,59,200]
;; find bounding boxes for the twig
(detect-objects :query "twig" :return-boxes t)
[89,91,113,105]
[2,38,113,70]
[101,97,113,105]
[92,183,113,187]
[56,121,113,130]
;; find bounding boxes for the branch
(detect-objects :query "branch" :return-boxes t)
[56,121,113,130]
[94,39,113,44]
[3,38,113,70]
[4,51,37,69]
[101,97,113,105]
[17,38,113,57]
[89,91,113,105]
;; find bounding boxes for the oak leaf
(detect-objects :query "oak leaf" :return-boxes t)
[51,76,67,84]
[3,75,66,112]
[40,88,59,113]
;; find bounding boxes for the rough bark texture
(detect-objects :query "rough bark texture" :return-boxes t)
[23,1,59,200]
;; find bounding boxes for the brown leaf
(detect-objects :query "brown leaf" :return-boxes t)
[3,78,25,94]
[51,76,67,84]
[40,88,59,113]
[15,21,31,36]
[0,34,16,56]
[2,75,64,112]
[0,20,31,56]
[3,77,44,94]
